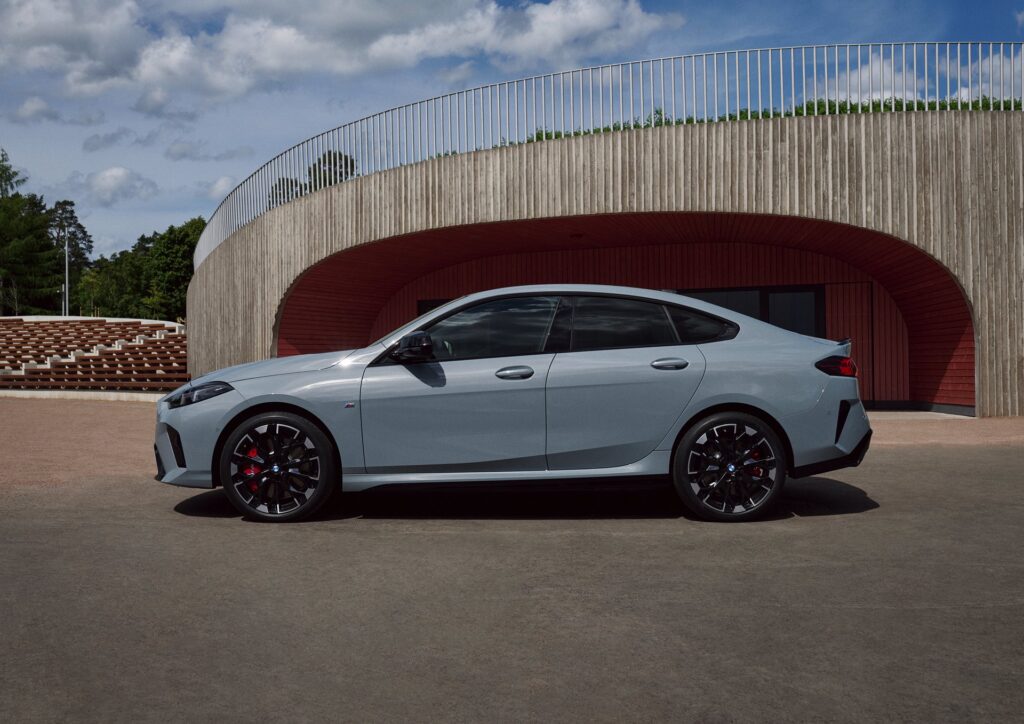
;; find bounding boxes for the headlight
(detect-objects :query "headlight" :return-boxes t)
[167,381,233,409]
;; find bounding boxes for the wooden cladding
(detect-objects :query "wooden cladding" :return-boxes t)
[190,113,1022,415]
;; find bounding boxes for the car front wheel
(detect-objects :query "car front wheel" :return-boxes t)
[219,411,337,522]
[672,412,787,522]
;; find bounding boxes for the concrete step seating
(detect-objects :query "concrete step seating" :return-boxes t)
[0,318,189,392]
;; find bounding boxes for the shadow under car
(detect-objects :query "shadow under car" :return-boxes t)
[173,476,878,522]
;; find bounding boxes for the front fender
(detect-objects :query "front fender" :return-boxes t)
[229,369,365,473]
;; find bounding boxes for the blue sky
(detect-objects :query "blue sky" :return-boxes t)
[1,0,1021,256]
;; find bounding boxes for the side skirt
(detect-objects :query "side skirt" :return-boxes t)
[343,451,672,491]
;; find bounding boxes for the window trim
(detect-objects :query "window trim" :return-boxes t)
[373,290,742,365]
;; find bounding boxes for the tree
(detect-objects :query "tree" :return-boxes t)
[71,217,205,321]
[268,177,304,209]
[49,199,93,309]
[267,152,358,209]
[141,217,205,321]
[0,148,27,198]
[306,151,357,191]
[0,193,61,315]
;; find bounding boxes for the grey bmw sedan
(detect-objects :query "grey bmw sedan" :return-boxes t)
[155,284,871,522]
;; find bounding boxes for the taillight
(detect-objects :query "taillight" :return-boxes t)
[816,355,858,377]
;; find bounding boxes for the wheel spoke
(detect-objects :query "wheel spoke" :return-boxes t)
[687,421,778,517]
[230,422,323,517]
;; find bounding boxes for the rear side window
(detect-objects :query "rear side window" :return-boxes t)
[667,306,737,344]
[570,296,677,352]
[425,296,559,360]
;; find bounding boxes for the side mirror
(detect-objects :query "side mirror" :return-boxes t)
[392,331,434,362]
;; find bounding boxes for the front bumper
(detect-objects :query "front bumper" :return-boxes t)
[154,389,245,488]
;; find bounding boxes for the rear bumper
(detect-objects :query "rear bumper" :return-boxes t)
[791,428,872,478]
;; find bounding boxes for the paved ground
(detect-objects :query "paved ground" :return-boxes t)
[1,399,1022,722]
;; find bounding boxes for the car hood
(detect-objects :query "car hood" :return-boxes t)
[193,350,354,385]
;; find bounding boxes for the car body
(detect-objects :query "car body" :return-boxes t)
[155,284,871,521]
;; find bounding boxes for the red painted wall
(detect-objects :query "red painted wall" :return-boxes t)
[368,243,908,402]
[276,213,973,408]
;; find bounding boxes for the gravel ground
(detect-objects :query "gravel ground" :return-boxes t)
[1,398,1022,722]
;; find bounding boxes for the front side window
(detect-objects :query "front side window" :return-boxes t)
[570,296,677,352]
[425,296,560,361]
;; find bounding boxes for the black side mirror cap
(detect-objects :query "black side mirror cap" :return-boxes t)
[392,331,434,362]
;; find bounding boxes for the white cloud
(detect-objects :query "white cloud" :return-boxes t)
[368,0,681,72]
[0,0,149,95]
[62,166,159,206]
[131,87,196,121]
[9,95,104,125]
[439,61,476,88]
[164,139,253,162]
[207,175,235,200]
[820,52,921,103]
[12,96,60,123]
[0,0,680,102]
[813,47,1023,106]
[82,126,134,151]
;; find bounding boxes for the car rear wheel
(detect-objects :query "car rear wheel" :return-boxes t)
[219,411,337,522]
[672,412,787,522]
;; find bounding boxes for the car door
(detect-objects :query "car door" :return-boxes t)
[360,295,562,474]
[545,295,708,470]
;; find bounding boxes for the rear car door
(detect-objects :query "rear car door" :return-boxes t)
[360,295,561,473]
[545,295,709,470]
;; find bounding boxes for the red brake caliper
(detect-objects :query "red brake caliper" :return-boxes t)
[750,449,763,478]
[243,446,261,492]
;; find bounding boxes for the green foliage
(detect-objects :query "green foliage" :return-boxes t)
[0,148,27,198]
[141,217,206,319]
[0,193,62,315]
[0,148,202,320]
[268,151,357,208]
[72,217,205,321]
[522,97,1024,141]
[49,199,93,306]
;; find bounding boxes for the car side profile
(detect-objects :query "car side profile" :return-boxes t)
[155,284,872,522]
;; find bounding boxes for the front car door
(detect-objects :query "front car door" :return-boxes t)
[360,295,562,474]
[545,295,713,470]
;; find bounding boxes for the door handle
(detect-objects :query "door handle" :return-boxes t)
[495,365,535,380]
[650,358,689,370]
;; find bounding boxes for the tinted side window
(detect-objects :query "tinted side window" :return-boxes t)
[667,306,736,343]
[425,296,559,360]
[571,296,677,352]
[543,297,573,353]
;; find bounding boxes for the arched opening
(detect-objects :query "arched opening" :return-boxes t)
[276,212,975,413]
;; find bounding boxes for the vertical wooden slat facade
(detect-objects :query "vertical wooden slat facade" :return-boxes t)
[189,113,1024,416]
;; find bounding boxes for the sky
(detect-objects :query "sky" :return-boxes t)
[1,0,1022,257]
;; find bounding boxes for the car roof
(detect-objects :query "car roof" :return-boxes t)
[455,284,748,320]
[375,283,783,348]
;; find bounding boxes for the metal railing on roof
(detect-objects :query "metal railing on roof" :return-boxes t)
[194,41,1024,268]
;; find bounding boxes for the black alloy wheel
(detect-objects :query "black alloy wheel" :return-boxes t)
[220,411,337,522]
[672,411,787,521]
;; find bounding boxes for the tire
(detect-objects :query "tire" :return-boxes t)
[672,411,787,522]
[219,411,338,522]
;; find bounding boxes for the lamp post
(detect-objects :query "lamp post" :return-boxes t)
[60,219,68,316]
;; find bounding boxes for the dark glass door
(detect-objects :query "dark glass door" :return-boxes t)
[681,285,824,337]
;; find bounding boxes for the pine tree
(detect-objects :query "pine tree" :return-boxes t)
[0,193,62,315]
[0,148,27,198]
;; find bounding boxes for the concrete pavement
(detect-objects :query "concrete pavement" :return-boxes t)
[1,399,1022,722]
